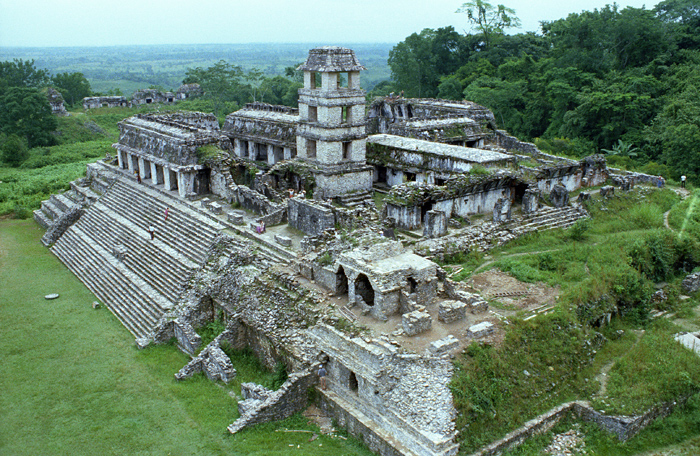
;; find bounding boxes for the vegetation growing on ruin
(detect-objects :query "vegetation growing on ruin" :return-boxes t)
[448,185,700,453]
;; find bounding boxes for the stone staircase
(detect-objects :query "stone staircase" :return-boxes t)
[51,176,225,339]
[336,190,373,208]
[509,206,587,236]
[48,164,301,339]
[33,178,103,229]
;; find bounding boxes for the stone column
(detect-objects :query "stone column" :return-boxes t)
[138,157,148,179]
[267,144,275,165]
[163,166,173,190]
[150,162,159,184]
[233,139,242,158]
[117,150,125,169]
[283,147,292,160]
[248,141,256,160]
[127,154,136,173]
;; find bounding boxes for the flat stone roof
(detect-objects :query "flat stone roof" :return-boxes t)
[229,109,299,124]
[368,134,511,164]
[405,117,478,129]
[123,117,217,141]
[372,252,435,275]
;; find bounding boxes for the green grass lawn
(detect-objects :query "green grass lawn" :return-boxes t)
[0,220,373,456]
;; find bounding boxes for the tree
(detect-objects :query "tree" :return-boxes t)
[456,0,521,49]
[183,60,245,117]
[0,134,29,167]
[0,59,49,91]
[51,72,92,107]
[0,87,57,148]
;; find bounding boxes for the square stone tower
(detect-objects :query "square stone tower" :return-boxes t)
[296,47,373,201]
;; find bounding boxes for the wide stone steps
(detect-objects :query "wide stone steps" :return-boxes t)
[82,205,196,303]
[51,225,168,338]
[103,180,222,264]
[510,207,586,235]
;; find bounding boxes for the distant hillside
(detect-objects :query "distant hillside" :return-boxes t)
[0,43,393,95]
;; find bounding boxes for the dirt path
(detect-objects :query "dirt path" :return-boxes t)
[594,329,644,399]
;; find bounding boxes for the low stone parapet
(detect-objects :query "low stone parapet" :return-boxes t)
[274,234,292,247]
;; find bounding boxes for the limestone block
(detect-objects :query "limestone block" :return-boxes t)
[522,189,540,214]
[428,335,459,355]
[423,210,448,238]
[209,201,223,214]
[577,192,591,203]
[600,186,615,198]
[467,321,494,339]
[493,198,512,222]
[438,300,467,323]
[682,272,700,293]
[112,244,128,261]
[402,310,432,336]
[274,234,292,247]
[469,299,489,314]
[227,211,244,225]
[200,197,212,208]
[550,184,570,208]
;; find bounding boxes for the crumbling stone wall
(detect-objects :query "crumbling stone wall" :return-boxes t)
[227,370,315,434]
[40,205,84,246]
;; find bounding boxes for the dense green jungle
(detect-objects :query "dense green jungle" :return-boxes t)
[1,1,700,455]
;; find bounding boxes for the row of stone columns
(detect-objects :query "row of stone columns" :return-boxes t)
[117,149,197,197]
[232,138,294,166]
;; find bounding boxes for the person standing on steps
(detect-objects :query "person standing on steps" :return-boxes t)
[318,364,327,390]
[135,170,141,184]
[164,207,169,221]
[147,225,156,240]
[681,175,687,188]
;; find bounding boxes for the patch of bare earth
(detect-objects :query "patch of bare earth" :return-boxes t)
[466,269,560,316]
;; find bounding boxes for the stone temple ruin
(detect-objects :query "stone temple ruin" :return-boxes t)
[35,47,630,456]
[82,83,203,110]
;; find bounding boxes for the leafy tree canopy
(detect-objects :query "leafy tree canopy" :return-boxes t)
[51,72,92,107]
[0,87,57,148]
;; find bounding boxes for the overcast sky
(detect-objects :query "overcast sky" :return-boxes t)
[0,0,660,47]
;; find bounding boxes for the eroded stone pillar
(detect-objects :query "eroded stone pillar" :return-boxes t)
[284,147,292,160]
[267,144,275,165]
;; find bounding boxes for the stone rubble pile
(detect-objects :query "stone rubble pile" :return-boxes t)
[544,427,586,456]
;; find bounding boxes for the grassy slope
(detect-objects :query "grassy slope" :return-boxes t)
[0,220,373,456]
[446,186,700,454]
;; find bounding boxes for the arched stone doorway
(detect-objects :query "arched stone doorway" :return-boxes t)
[354,273,375,306]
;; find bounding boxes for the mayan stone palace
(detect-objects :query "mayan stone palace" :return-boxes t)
[35,46,664,456]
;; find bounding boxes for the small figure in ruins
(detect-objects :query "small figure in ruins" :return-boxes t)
[657,176,665,188]
[288,188,295,198]
[681,175,687,188]
[134,170,141,184]
[318,364,327,390]
[147,225,156,240]
[164,207,169,221]
[256,220,266,234]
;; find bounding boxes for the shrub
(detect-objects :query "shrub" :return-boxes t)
[568,218,590,241]
[1,134,29,167]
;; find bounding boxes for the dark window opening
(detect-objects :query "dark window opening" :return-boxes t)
[376,166,387,184]
[405,172,416,182]
[342,141,352,160]
[349,371,358,392]
[307,140,317,159]
[435,178,446,186]
[336,266,348,295]
[308,105,318,122]
[355,274,375,306]
[341,106,350,124]
[421,200,434,223]
[338,72,348,88]
[407,105,413,118]
[407,277,417,294]
[146,98,152,104]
